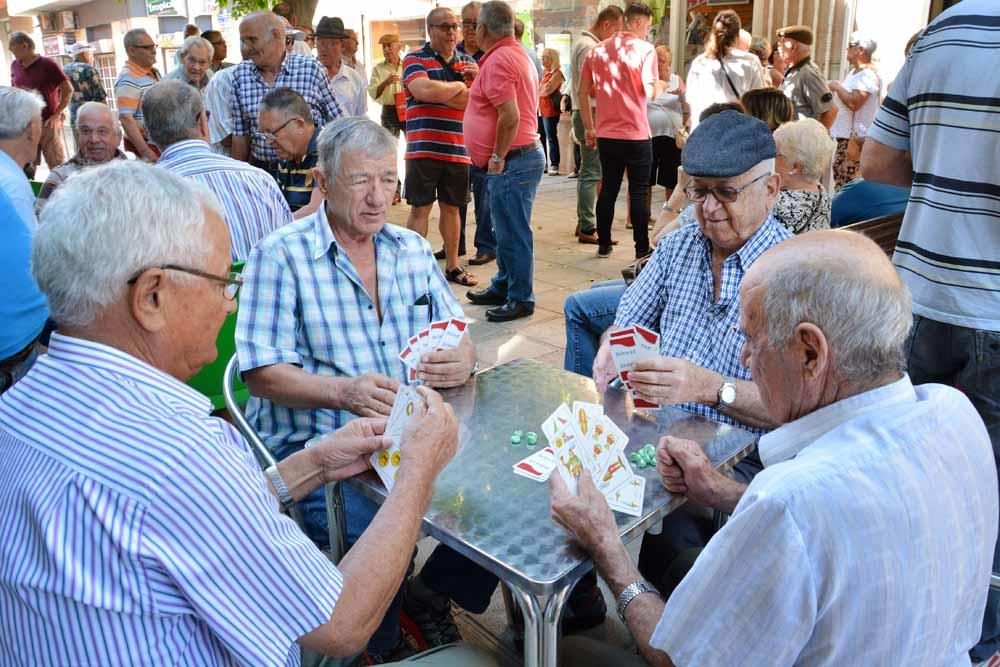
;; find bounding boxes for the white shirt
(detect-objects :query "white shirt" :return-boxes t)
[830,66,881,139]
[651,376,997,666]
[329,62,367,117]
[204,65,237,156]
[685,49,764,129]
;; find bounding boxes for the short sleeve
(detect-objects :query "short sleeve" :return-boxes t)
[867,56,912,152]
[482,54,519,107]
[114,78,140,118]
[403,55,428,87]
[236,243,304,372]
[46,58,69,83]
[804,70,835,115]
[642,46,659,88]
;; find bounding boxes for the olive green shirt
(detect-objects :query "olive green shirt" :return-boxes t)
[780,57,834,120]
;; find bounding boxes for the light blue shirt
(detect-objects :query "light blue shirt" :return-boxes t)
[651,376,998,665]
[0,149,35,228]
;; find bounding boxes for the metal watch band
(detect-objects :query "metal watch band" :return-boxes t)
[616,580,659,623]
[264,465,293,511]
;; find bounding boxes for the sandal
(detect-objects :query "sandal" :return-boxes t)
[446,267,478,286]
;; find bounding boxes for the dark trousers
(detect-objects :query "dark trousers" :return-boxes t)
[596,137,652,256]
[542,115,560,168]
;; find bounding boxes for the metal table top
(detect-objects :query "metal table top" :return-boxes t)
[347,358,756,595]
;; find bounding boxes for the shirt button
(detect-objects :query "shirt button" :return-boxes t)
[368,305,374,310]
[380,341,386,347]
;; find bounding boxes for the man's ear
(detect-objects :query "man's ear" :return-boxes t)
[129,269,170,334]
[793,322,830,381]
[313,167,329,197]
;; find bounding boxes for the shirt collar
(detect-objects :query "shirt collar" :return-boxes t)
[127,60,158,78]
[758,375,916,467]
[481,35,519,63]
[581,30,599,43]
[785,56,812,75]
[70,149,128,167]
[46,332,212,416]
[159,139,212,163]
[309,204,402,261]
[694,211,786,272]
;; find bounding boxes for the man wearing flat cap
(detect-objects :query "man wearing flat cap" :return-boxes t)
[776,25,837,129]
[315,17,367,117]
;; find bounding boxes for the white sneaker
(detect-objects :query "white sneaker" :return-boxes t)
[547,166,559,175]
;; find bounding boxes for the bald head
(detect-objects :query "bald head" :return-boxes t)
[240,11,286,67]
[77,101,117,128]
[75,102,121,163]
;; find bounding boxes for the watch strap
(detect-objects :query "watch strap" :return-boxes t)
[265,465,294,511]
[616,580,659,623]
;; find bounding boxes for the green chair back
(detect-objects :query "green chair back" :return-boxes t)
[29,180,43,197]
[186,261,248,409]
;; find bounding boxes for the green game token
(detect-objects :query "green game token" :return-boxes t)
[510,434,521,445]
[525,431,538,446]
[629,453,641,466]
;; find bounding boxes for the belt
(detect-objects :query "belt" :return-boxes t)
[0,338,40,374]
[505,140,542,161]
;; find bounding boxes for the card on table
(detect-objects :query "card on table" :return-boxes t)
[606,474,645,517]
[512,446,557,482]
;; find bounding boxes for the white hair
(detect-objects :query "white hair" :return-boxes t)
[761,252,912,385]
[480,0,515,38]
[317,116,397,182]
[179,35,214,59]
[0,87,44,139]
[33,161,222,328]
[773,118,836,182]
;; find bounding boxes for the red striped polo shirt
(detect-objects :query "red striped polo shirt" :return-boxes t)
[402,43,473,164]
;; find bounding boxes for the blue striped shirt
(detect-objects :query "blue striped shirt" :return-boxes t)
[235,206,464,451]
[157,140,293,261]
[613,211,791,432]
[652,376,997,664]
[0,333,343,665]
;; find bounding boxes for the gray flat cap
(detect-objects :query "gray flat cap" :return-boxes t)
[682,111,776,178]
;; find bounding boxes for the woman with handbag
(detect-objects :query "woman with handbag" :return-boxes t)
[538,48,565,176]
[828,33,881,190]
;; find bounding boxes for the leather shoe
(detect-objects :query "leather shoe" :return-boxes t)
[466,287,507,306]
[486,301,534,322]
[468,253,496,266]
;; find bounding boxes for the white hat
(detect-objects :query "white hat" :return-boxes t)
[68,42,95,56]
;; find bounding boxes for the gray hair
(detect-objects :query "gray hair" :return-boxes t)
[260,87,313,124]
[179,35,213,59]
[773,118,836,182]
[317,116,397,183]
[141,80,204,148]
[123,28,150,49]
[8,32,34,49]
[33,161,221,328]
[481,1,515,39]
[461,1,481,16]
[761,253,912,385]
[0,87,44,139]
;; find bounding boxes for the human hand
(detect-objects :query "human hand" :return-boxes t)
[550,471,619,554]
[656,436,722,507]
[593,338,618,393]
[628,357,717,406]
[314,417,392,482]
[462,62,479,81]
[339,372,400,417]
[398,386,459,481]
[487,157,504,174]
[417,336,476,388]
[387,73,401,85]
[584,127,597,149]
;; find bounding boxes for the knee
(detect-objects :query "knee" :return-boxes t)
[563,291,587,322]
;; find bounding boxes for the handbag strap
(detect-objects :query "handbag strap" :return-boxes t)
[719,58,741,99]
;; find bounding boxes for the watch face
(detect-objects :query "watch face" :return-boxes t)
[720,383,737,404]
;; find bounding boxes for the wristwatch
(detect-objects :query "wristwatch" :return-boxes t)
[716,377,737,410]
[264,465,294,512]
[616,580,659,622]
[489,153,502,163]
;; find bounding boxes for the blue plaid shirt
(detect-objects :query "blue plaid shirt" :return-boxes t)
[614,212,791,432]
[230,54,343,162]
[235,206,464,451]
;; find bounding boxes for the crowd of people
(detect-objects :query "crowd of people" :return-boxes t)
[1,0,998,665]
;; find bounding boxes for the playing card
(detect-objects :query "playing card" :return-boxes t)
[606,475,645,517]
[541,403,574,446]
[596,451,634,496]
[609,329,639,383]
[552,424,584,494]
[437,318,468,350]
[512,447,557,482]
[591,414,629,474]
[372,386,426,491]
[417,329,431,356]
[632,324,660,356]
[570,401,604,475]
[408,334,423,359]
[398,344,417,369]
[427,319,451,351]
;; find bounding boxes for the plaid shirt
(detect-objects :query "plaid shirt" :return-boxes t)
[235,206,464,451]
[614,211,791,432]
[230,54,343,162]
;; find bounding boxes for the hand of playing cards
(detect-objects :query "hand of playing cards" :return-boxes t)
[370,385,426,492]
[398,318,468,384]
[609,324,661,408]
[516,401,645,517]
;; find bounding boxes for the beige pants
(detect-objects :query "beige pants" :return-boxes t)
[37,116,67,171]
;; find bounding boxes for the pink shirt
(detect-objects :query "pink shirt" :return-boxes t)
[581,32,658,140]
[465,36,540,168]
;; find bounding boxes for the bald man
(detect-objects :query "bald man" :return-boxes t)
[553,230,997,666]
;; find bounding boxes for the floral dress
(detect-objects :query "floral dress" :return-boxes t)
[773,187,832,235]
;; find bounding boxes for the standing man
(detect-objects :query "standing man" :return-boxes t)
[63,43,107,127]
[114,28,161,162]
[343,29,367,82]
[230,11,342,177]
[776,25,837,129]
[165,36,214,93]
[570,6,624,245]
[402,7,479,288]
[202,30,234,72]
[8,32,72,173]
[579,2,662,259]
[862,1,1000,661]
[315,17,367,117]
[464,0,545,322]
[369,33,405,205]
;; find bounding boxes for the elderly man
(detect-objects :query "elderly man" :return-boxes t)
[776,25,836,128]
[63,42,107,127]
[315,17,367,117]
[258,87,321,217]
[114,28,161,162]
[202,30,233,72]
[9,32,72,173]
[166,35,214,92]
[553,230,997,665]
[402,6,479,288]
[463,1,544,322]
[204,63,238,156]
[230,11,342,176]
[0,87,49,395]
[35,102,125,213]
[828,32,880,189]
[863,2,1000,660]
[343,28,367,81]
[0,158,500,667]
[458,2,484,61]
[143,80,291,261]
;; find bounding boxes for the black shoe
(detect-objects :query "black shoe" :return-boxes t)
[466,287,507,306]
[433,248,446,260]
[468,252,496,266]
[635,247,652,260]
[597,244,613,258]
[486,301,534,322]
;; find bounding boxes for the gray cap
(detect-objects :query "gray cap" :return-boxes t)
[682,111,776,178]
[849,31,877,56]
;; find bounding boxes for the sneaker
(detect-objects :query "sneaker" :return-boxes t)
[402,577,461,648]
[597,244,613,258]
[567,171,578,179]
[547,166,560,175]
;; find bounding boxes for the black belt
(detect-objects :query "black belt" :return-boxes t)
[0,338,40,373]
[505,140,542,161]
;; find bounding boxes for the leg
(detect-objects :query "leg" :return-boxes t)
[405,159,437,236]
[558,636,648,667]
[438,203,462,272]
[573,142,581,175]
[408,204,434,237]
[470,165,496,257]
[489,147,545,305]
[537,114,548,166]
[418,544,500,614]
[562,281,628,376]
[595,138,627,249]
[573,111,601,236]
[544,116,560,171]
[457,204,468,256]
[624,140,653,257]
[39,118,67,170]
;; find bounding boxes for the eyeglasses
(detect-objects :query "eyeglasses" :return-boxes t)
[127,265,243,300]
[430,23,461,32]
[261,116,300,142]
[462,20,478,28]
[133,44,156,51]
[684,172,770,204]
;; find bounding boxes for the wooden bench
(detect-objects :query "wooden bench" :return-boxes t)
[839,211,904,257]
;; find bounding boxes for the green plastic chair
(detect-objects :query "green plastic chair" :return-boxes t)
[186,261,247,409]
[29,180,43,197]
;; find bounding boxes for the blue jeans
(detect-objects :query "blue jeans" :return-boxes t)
[563,280,628,376]
[470,164,496,256]
[487,146,545,304]
[541,115,560,168]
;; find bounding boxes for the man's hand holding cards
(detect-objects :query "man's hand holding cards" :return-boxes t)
[609,324,661,408]
[398,318,474,388]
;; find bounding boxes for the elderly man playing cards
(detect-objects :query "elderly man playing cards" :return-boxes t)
[236,117,485,658]
[552,230,997,666]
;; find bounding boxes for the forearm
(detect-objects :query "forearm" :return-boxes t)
[579,83,595,131]
[55,82,73,113]
[694,370,778,431]
[231,135,250,162]
[120,116,153,158]
[410,79,465,104]
[443,87,469,110]
[293,189,323,220]
[244,363,348,411]
[273,446,327,502]
[492,108,519,158]
[819,106,837,129]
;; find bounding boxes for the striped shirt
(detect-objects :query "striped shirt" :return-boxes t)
[613,211,791,432]
[276,127,319,212]
[403,43,473,164]
[113,61,161,127]
[652,376,997,664]
[867,0,1000,332]
[0,333,343,665]
[236,206,464,451]
[230,54,343,163]
[205,65,237,155]
[157,140,293,261]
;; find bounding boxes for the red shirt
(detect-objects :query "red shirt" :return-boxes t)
[11,56,68,120]
[402,43,474,164]
[465,36,540,168]
[581,32,658,140]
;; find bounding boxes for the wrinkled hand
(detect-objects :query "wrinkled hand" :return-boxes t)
[550,471,618,554]
[584,127,598,149]
[656,436,721,507]
[628,357,715,406]
[340,372,400,417]
[593,338,618,393]
[417,336,476,388]
[462,62,479,81]
[399,387,459,481]
[386,73,401,85]
[314,417,392,482]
